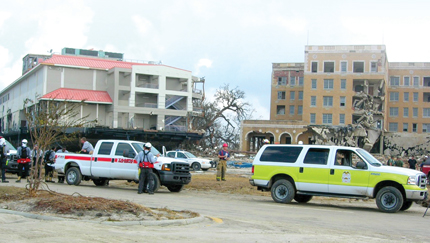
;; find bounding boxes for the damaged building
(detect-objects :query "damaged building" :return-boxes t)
[241,45,430,156]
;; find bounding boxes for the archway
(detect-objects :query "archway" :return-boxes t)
[246,131,275,152]
[279,132,292,144]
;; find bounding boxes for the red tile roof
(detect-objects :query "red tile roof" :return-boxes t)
[41,88,113,104]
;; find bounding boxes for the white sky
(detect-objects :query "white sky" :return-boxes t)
[1,0,430,119]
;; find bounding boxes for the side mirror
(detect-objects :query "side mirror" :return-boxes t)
[356,161,367,170]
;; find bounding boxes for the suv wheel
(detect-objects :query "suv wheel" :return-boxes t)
[271,179,295,203]
[65,167,82,186]
[376,186,404,213]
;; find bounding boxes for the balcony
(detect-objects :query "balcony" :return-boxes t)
[136,74,158,89]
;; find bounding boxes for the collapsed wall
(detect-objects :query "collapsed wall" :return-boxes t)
[383,133,430,156]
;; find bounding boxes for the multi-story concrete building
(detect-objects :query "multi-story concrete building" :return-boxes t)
[241,45,430,153]
[0,47,204,146]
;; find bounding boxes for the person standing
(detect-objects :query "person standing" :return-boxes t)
[80,137,94,154]
[16,139,31,183]
[217,143,230,181]
[395,157,404,167]
[387,156,395,166]
[408,156,417,170]
[136,142,159,195]
[0,138,9,183]
[44,147,56,183]
[31,144,43,179]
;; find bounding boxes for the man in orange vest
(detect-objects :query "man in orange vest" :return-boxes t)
[136,143,159,195]
[217,143,230,181]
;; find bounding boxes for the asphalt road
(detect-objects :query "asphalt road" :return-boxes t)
[1,177,429,242]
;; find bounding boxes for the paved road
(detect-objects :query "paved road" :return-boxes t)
[1,179,429,242]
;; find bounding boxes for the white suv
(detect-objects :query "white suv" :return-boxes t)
[166,150,213,171]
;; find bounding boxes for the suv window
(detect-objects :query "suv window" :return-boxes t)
[167,152,175,158]
[177,152,187,159]
[115,143,135,158]
[98,142,114,155]
[304,148,329,165]
[260,146,302,163]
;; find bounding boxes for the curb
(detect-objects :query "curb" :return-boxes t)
[0,208,207,226]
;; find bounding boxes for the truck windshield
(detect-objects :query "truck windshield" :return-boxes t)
[356,149,382,167]
[5,140,16,150]
[184,152,196,158]
[131,143,161,156]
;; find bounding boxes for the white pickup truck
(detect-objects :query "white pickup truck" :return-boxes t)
[54,140,191,192]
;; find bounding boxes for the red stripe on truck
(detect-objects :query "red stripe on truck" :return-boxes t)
[64,155,91,161]
[97,157,112,162]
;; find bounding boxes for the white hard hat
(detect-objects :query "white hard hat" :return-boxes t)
[22,139,28,143]
[144,142,152,148]
[263,139,270,144]
[0,138,5,145]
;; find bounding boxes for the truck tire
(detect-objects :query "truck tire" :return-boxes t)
[294,194,313,203]
[66,167,82,186]
[271,179,295,204]
[400,200,413,211]
[376,186,404,213]
[149,173,161,192]
[93,179,109,186]
[192,162,201,171]
[167,185,184,192]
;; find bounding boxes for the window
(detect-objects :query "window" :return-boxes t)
[277,77,287,85]
[310,113,316,124]
[115,143,135,158]
[322,114,332,124]
[390,76,400,86]
[260,146,303,163]
[339,114,345,124]
[276,105,285,115]
[404,92,409,102]
[311,96,316,107]
[341,62,347,72]
[423,108,430,118]
[277,91,286,100]
[290,91,295,100]
[299,77,304,86]
[98,142,114,155]
[289,105,295,115]
[371,62,378,72]
[166,152,175,158]
[403,123,408,132]
[177,152,187,159]
[323,96,333,107]
[341,79,346,90]
[404,76,410,86]
[298,105,303,115]
[413,123,417,132]
[413,76,419,86]
[389,92,399,101]
[389,107,398,117]
[389,123,398,132]
[304,148,330,165]
[340,96,346,107]
[353,62,364,73]
[324,62,334,73]
[403,107,409,117]
[298,91,303,100]
[413,92,419,102]
[413,107,418,117]
[311,62,318,73]
[324,79,333,90]
[290,76,296,86]
[311,79,317,89]
[423,124,430,133]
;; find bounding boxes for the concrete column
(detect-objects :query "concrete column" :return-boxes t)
[158,75,166,109]
[92,70,97,90]
[157,114,165,131]
[113,111,118,128]
[61,68,65,88]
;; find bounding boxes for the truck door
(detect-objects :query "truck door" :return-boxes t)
[328,149,370,196]
[90,141,114,177]
[110,142,137,180]
[176,152,190,164]
[296,148,330,193]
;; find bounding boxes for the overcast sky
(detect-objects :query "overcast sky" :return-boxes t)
[1,0,430,119]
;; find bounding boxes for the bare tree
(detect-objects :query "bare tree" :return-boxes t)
[23,98,95,196]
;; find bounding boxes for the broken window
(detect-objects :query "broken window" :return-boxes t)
[289,105,295,115]
[423,108,430,118]
[299,77,304,86]
[390,76,400,86]
[413,123,417,132]
[404,92,409,102]
[298,91,303,100]
[403,123,408,132]
[277,91,286,100]
[389,122,398,132]
[310,113,316,124]
[341,62,347,72]
[311,79,317,89]
[322,114,332,124]
[353,62,364,73]
[277,105,285,115]
[403,107,409,117]
[340,96,346,107]
[277,77,287,85]
[324,79,333,90]
[413,107,418,117]
[311,62,318,73]
[389,107,399,117]
[389,92,399,101]
[311,96,316,107]
[413,77,420,86]
[404,76,410,86]
[290,91,295,100]
[324,62,335,73]
[413,92,419,102]
[323,96,333,107]
[423,124,430,133]
[290,76,296,86]
[339,114,345,124]
[341,79,346,90]
[371,62,378,72]
[298,105,303,115]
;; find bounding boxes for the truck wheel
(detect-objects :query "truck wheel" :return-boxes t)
[376,186,404,213]
[167,185,184,192]
[400,200,413,211]
[294,194,313,203]
[148,173,161,192]
[271,179,295,204]
[93,179,108,186]
[192,163,201,171]
[66,167,82,186]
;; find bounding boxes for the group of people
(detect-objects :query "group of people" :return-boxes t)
[386,155,420,170]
